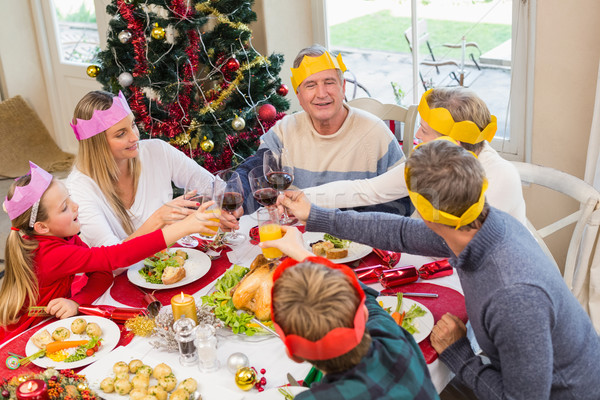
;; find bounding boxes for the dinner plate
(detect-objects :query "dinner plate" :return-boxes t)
[127,248,212,290]
[25,316,120,369]
[376,296,435,343]
[303,232,373,264]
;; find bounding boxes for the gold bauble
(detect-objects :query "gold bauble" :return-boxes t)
[77,383,87,391]
[231,116,246,131]
[200,139,215,152]
[86,65,100,78]
[151,23,166,40]
[234,367,256,391]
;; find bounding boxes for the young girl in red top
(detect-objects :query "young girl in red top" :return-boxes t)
[0,161,219,343]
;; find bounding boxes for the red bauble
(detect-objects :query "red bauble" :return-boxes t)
[224,57,240,73]
[258,104,277,121]
[276,84,289,96]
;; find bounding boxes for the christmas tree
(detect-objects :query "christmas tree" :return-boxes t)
[90,0,290,172]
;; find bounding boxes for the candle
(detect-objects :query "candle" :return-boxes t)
[171,292,198,324]
[16,380,48,400]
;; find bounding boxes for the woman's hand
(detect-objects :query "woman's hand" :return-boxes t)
[430,313,467,354]
[277,191,311,224]
[218,207,242,232]
[259,226,314,261]
[150,193,199,228]
[46,298,79,319]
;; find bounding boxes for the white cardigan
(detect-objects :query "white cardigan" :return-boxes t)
[66,139,214,247]
[303,142,527,224]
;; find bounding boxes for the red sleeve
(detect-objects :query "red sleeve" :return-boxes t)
[35,230,167,283]
[70,271,114,306]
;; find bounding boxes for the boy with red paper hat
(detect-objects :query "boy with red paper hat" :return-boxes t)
[263,232,438,400]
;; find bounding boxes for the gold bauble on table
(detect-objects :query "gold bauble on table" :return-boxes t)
[231,115,245,131]
[234,367,257,391]
[200,139,215,152]
[86,65,100,78]
[151,23,166,40]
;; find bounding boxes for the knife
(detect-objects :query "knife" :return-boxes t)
[400,292,438,298]
[251,317,280,337]
[286,373,301,387]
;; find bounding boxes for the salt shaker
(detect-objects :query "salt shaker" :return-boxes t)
[196,323,219,372]
[173,317,198,366]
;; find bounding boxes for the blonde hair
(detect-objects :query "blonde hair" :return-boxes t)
[406,139,489,230]
[272,261,371,373]
[426,87,492,153]
[73,91,140,235]
[0,176,53,326]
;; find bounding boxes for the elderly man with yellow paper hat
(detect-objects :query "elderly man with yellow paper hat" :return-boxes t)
[269,138,600,400]
[302,86,526,225]
[237,44,407,214]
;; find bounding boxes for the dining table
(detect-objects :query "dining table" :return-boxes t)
[0,210,470,399]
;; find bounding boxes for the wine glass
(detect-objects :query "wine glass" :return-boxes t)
[176,180,207,248]
[249,166,279,209]
[263,149,294,224]
[197,178,225,241]
[216,169,246,244]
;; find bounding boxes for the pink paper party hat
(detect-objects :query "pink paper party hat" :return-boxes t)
[4,161,53,221]
[70,91,132,141]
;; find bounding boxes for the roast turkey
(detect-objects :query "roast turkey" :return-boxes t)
[231,255,278,321]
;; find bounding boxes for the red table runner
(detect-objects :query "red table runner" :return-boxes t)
[381,282,467,364]
[110,251,232,307]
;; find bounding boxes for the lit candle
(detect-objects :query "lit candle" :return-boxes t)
[171,292,198,325]
[16,380,48,400]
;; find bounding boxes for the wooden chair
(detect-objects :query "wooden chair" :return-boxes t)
[512,161,600,331]
[348,97,418,157]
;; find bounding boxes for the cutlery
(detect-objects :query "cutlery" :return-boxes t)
[399,292,438,298]
[286,373,301,387]
[250,317,280,337]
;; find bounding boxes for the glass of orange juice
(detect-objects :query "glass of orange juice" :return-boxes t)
[256,208,283,259]
[198,178,225,240]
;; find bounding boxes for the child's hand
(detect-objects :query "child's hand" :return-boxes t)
[46,298,79,319]
[151,193,197,227]
[188,201,220,235]
[259,226,314,261]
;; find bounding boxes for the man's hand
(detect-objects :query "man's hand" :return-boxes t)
[430,313,467,354]
[277,191,311,224]
[46,298,79,319]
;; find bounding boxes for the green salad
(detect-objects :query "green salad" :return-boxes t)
[323,233,351,248]
[139,249,188,284]
[201,265,268,336]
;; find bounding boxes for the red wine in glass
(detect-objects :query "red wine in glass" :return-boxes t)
[222,192,244,212]
[253,187,279,207]
[266,171,293,191]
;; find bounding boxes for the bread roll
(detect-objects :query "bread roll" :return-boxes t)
[161,267,186,285]
[311,241,334,257]
[326,247,348,259]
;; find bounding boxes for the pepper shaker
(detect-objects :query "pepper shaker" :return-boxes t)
[173,317,198,367]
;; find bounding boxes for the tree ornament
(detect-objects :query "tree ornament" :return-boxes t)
[277,84,289,96]
[124,0,135,4]
[201,139,215,152]
[231,115,246,131]
[258,104,277,121]
[227,352,249,374]
[151,23,166,40]
[224,57,240,73]
[86,65,100,78]
[118,72,134,87]
[234,367,257,391]
[118,30,132,43]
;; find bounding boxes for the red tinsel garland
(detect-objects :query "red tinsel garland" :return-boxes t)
[118,1,147,77]
[171,0,194,19]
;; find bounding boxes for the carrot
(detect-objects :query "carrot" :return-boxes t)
[391,293,404,326]
[45,340,88,354]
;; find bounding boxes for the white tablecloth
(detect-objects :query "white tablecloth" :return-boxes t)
[89,212,463,397]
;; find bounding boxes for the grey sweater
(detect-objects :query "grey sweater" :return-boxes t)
[307,206,600,400]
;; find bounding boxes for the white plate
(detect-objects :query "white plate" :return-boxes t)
[127,248,212,290]
[376,296,435,343]
[25,316,120,369]
[303,232,373,264]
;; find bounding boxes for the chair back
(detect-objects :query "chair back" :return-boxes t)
[512,161,600,300]
[404,19,430,52]
[348,97,418,157]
